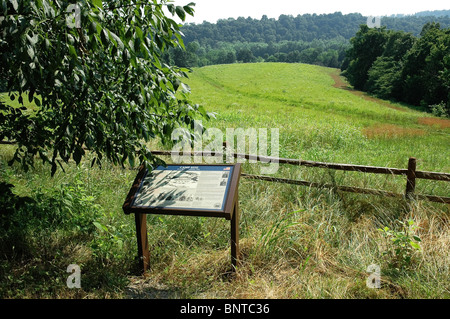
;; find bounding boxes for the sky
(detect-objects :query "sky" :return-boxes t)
[172,0,449,24]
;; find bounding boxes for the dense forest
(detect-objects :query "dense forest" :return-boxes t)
[342,22,450,116]
[165,11,450,69]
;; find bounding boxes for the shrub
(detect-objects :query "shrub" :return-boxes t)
[378,220,422,271]
[429,102,449,118]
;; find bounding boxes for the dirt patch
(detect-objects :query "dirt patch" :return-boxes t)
[418,117,450,129]
[329,71,407,112]
[125,276,180,299]
[330,71,350,90]
[362,124,427,139]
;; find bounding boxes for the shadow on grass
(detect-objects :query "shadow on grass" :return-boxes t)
[125,277,181,299]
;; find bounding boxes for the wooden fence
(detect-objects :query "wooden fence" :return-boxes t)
[2,140,448,204]
[151,146,450,205]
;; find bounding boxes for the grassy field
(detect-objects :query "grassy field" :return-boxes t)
[1,63,449,299]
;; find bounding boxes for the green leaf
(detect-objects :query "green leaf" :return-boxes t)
[173,78,181,91]
[26,33,39,45]
[73,147,82,164]
[93,221,108,232]
[27,45,35,59]
[20,77,27,89]
[183,4,195,16]
[181,82,191,93]
[108,30,124,49]
[68,44,77,58]
[122,48,130,64]
[175,6,186,21]
[135,26,143,40]
[9,0,18,11]
[100,28,109,46]
[128,153,135,167]
[92,0,103,9]
[167,4,175,15]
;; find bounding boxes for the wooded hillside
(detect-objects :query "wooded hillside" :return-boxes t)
[166,11,450,68]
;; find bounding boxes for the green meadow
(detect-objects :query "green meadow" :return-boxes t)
[186,63,448,169]
[185,63,449,198]
[1,63,449,299]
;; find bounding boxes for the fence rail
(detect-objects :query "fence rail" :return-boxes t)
[1,142,448,204]
[151,149,450,205]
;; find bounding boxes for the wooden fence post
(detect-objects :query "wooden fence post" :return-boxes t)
[405,157,417,201]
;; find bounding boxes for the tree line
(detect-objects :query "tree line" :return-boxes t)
[166,37,348,68]
[164,11,450,69]
[342,23,450,117]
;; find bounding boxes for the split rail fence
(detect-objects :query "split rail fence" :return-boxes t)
[1,140,448,204]
[151,145,450,205]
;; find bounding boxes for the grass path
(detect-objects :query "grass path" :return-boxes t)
[328,68,450,130]
[185,63,449,173]
[328,69,410,113]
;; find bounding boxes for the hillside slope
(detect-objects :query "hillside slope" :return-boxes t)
[185,63,449,174]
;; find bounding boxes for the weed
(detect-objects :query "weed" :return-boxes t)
[378,219,422,271]
[255,211,301,261]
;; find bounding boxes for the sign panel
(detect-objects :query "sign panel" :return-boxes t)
[123,164,241,219]
[133,165,234,211]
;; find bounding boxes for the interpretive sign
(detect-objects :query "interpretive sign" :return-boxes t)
[123,164,242,274]
[132,165,233,212]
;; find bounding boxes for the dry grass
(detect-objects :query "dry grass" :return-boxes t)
[418,117,450,129]
[2,151,448,299]
[362,124,427,139]
[122,182,449,299]
[329,70,408,112]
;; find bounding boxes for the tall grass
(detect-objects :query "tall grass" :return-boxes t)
[1,63,449,299]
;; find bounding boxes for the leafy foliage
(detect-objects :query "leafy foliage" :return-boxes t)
[401,23,450,109]
[342,25,389,90]
[365,30,416,99]
[0,176,131,297]
[165,11,450,69]
[343,23,450,115]
[0,0,208,175]
[182,12,450,46]
[0,179,102,236]
[378,220,422,271]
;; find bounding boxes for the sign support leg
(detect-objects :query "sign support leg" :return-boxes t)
[135,213,150,275]
[230,198,240,271]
